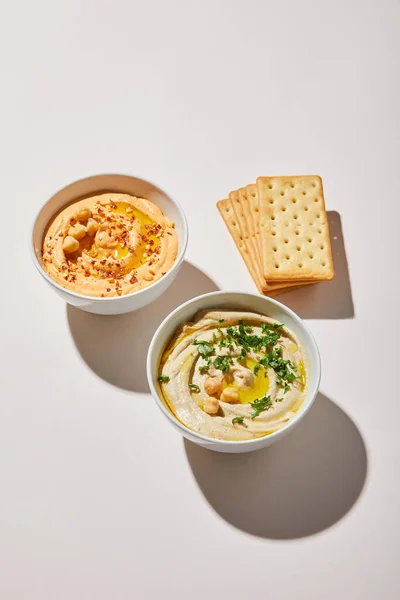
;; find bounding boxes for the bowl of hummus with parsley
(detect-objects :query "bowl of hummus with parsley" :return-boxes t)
[147,292,321,453]
[31,174,187,314]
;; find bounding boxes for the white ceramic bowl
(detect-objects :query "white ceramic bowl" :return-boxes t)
[30,174,188,315]
[147,291,321,453]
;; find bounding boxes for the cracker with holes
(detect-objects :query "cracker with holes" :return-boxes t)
[257,175,334,281]
[234,187,306,292]
[233,188,268,293]
[217,194,310,294]
[217,195,265,293]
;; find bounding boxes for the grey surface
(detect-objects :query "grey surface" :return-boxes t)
[1,1,399,599]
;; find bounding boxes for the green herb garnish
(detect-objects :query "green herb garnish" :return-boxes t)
[258,347,298,388]
[189,383,200,392]
[191,319,296,392]
[232,416,245,425]
[212,355,234,373]
[224,320,282,354]
[192,340,215,360]
[239,347,247,361]
[219,319,225,323]
[158,375,170,383]
[250,395,273,419]
[196,343,214,359]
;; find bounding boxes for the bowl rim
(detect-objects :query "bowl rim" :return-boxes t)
[146,290,321,447]
[29,173,189,302]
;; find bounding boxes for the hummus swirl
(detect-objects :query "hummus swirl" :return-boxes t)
[159,310,308,441]
[42,193,178,297]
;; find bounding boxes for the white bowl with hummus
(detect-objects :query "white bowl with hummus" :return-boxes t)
[31,174,188,314]
[147,291,321,453]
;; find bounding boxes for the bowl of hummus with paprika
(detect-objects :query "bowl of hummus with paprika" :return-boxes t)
[147,291,321,453]
[31,174,187,314]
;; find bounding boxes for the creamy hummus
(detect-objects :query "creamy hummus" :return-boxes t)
[42,193,178,297]
[158,310,308,441]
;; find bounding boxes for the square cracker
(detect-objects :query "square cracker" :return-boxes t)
[217,194,313,295]
[232,188,309,293]
[257,175,335,281]
[232,189,269,294]
[245,183,312,285]
[217,195,267,293]
[245,184,262,259]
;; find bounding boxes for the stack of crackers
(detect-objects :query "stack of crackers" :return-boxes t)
[217,175,334,296]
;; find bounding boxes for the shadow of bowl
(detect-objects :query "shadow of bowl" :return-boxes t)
[67,261,220,393]
[184,393,367,539]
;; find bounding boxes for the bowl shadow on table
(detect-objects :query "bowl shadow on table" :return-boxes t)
[66,261,219,393]
[184,392,367,539]
[276,211,354,319]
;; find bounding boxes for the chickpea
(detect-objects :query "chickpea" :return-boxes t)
[204,376,222,396]
[86,218,98,236]
[75,207,92,222]
[63,235,79,254]
[68,223,87,240]
[203,396,219,415]
[220,387,240,404]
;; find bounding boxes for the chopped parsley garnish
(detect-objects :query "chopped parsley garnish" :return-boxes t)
[157,375,170,383]
[213,355,234,373]
[189,383,200,392]
[260,322,283,344]
[239,347,247,360]
[192,319,297,392]
[250,395,273,419]
[194,342,214,359]
[218,319,225,323]
[262,322,284,331]
[198,354,233,375]
[224,320,283,353]
[232,416,245,425]
[258,347,298,387]
[239,319,253,332]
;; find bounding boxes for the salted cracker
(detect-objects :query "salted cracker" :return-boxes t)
[257,175,335,281]
[231,188,269,294]
[245,184,262,258]
[234,187,309,292]
[217,195,266,293]
[217,193,312,295]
